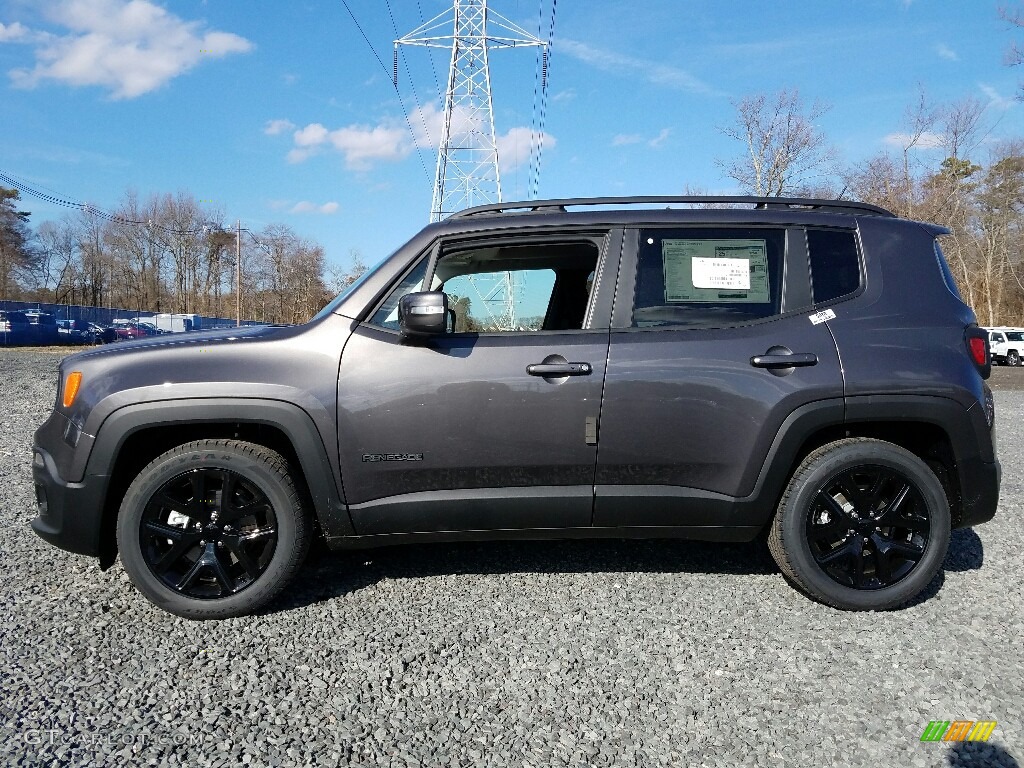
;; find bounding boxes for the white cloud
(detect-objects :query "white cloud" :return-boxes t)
[935,43,959,61]
[496,127,555,173]
[551,88,576,103]
[648,128,671,148]
[883,131,945,149]
[264,118,295,136]
[289,201,339,215]
[979,83,1015,111]
[559,38,714,94]
[0,21,32,42]
[612,133,643,146]
[7,0,252,99]
[282,103,553,174]
[611,129,670,148]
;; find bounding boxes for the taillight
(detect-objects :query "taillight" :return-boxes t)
[968,337,986,366]
[965,326,991,380]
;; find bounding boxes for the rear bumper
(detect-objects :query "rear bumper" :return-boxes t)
[30,445,107,557]
[956,456,1001,529]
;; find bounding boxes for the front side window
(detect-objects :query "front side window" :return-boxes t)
[367,258,429,330]
[366,240,601,333]
[632,228,785,328]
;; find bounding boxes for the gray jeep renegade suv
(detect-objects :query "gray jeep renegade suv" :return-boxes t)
[30,196,1000,619]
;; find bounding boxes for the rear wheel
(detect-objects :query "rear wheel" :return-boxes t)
[117,439,311,619]
[1007,349,1020,367]
[768,438,950,610]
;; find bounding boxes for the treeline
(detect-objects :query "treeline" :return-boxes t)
[0,188,362,325]
[717,90,1024,327]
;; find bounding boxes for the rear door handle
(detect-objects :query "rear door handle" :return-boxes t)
[750,353,818,368]
[527,362,592,376]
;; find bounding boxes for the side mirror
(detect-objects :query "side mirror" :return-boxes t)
[398,291,449,338]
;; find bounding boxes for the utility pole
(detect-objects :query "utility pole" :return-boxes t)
[395,0,547,222]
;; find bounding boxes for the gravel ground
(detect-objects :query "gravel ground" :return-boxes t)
[0,348,1021,768]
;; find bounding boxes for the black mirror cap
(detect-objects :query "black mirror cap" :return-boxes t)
[398,291,449,338]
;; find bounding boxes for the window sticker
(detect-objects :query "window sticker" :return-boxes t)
[809,308,836,325]
[662,239,770,303]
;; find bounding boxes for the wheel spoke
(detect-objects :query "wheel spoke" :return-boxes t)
[143,519,186,540]
[816,538,857,568]
[152,535,200,574]
[874,482,912,526]
[817,491,851,524]
[863,468,893,515]
[809,516,849,545]
[207,549,235,594]
[226,539,262,581]
[176,555,206,591]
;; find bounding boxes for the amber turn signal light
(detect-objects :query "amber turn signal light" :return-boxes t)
[63,371,83,408]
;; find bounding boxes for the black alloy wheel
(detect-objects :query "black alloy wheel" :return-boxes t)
[140,467,278,599]
[805,465,930,590]
[118,440,310,619]
[769,438,951,610]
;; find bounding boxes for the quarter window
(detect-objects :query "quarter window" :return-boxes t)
[808,229,860,304]
[632,228,785,328]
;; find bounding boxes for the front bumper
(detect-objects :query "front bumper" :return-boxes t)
[31,445,108,558]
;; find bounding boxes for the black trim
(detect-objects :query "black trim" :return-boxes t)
[326,524,763,549]
[450,196,896,219]
[31,399,354,563]
[347,485,594,535]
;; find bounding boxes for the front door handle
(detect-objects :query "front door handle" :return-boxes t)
[527,362,592,376]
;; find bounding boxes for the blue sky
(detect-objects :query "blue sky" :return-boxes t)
[1,0,1021,276]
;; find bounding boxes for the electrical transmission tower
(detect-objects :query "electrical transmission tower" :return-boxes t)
[395,1,548,223]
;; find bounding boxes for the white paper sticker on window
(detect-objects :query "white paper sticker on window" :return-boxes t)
[662,238,769,304]
[692,257,751,290]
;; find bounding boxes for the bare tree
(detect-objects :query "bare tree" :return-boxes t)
[1001,3,1024,97]
[717,89,836,197]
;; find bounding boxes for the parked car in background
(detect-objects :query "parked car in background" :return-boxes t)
[56,319,89,345]
[19,311,60,345]
[84,323,117,345]
[0,310,31,345]
[111,320,152,340]
[986,327,1024,366]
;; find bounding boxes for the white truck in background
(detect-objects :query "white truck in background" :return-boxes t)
[987,327,1024,366]
[147,313,201,333]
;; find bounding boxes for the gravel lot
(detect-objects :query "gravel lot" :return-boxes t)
[1,348,1021,768]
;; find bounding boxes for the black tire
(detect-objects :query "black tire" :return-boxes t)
[1008,350,1020,367]
[768,438,950,611]
[116,439,311,619]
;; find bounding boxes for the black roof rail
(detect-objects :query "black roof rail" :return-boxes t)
[448,195,896,219]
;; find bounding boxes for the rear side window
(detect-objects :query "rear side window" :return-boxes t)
[632,227,785,328]
[808,229,860,304]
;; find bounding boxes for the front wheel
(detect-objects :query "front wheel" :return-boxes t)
[117,439,311,619]
[768,438,950,611]
[1007,350,1020,367]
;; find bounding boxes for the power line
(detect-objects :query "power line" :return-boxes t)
[338,0,433,187]
[0,170,274,245]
